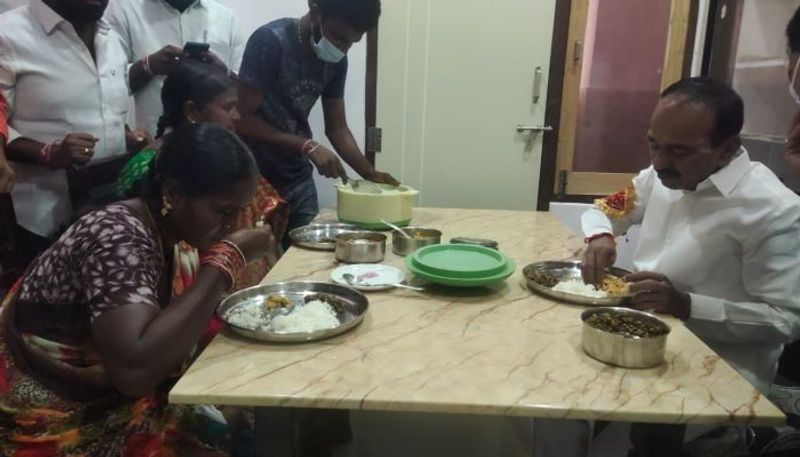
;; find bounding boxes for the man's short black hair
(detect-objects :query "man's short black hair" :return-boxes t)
[315,0,381,33]
[788,6,800,54]
[660,77,744,147]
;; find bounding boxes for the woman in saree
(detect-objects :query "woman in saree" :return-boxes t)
[116,60,289,302]
[0,123,274,456]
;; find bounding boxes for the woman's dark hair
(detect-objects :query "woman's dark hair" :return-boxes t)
[660,77,744,147]
[316,0,380,33]
[142,123,257,199]
[789,6,800,54]
[155,60,235,139]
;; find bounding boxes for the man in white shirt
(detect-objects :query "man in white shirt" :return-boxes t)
[0,0,133,267]
[106,0,246,136]
[581,78,800,456]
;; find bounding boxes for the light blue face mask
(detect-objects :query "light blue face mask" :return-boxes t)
[312,19,346,63]
[791,57,800,105]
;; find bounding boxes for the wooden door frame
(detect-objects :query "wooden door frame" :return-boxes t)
[704,0,744,83]
[538,0,699,208]
[537,0,573,210]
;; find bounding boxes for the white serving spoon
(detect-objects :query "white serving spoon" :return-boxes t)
[380,218,413,239]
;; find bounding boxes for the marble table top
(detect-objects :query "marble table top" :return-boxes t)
[170,208,785,425]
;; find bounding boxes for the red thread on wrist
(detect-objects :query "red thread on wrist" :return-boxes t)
[584,232,615,244]
[142,55,153,76]
[38,141,58,169]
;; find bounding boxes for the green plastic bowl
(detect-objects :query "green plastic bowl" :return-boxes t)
[409,244,510,278]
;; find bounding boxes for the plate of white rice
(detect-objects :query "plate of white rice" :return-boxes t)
[218,282,369,343]
[523,261,631,306]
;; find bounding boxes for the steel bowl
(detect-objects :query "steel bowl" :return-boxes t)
[335,232,387,263]
[392,227,442,256]
[581,307,670,368]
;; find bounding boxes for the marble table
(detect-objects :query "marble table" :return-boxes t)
[170,208,785,453]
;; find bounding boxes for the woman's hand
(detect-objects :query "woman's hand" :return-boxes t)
[226,224,276,263]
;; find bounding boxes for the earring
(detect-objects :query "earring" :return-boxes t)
[161,196,173,216]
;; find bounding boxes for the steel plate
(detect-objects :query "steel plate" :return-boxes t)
[217,282,368,343]
[523,261,631,306]
[289,223,363,251]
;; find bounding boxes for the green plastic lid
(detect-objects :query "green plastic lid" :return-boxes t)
[406,255,516,287]
[409,244,509,278]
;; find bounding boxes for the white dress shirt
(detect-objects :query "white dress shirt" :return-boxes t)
[582,149,800,393]
[106,0,246,136]
[0,1,130,236]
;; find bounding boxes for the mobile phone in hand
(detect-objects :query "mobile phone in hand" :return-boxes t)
[184,42,210,59]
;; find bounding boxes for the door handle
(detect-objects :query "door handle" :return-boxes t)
[516,125,553,133]
[532,66,543,104]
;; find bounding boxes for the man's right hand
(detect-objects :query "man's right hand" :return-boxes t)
[309,145,347,182]
[147,45,185,76]
[50,133,98,168]
[581,235,617,285]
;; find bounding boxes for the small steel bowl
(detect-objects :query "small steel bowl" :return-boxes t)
[581,307,670,368]
[335,232,387,263]
[392,227,442,256]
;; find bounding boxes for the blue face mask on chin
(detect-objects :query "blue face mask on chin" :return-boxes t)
[312,19,346,64]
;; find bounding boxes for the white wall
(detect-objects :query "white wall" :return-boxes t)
[0,0,19,12]
[0,0,366,209]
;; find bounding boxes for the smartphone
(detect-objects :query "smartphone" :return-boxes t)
[183,42,210,59]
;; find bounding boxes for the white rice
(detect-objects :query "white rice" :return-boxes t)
[226,299,340,333]
[552,279,608,298]
[268,300,340,333]
[226,302,269,331]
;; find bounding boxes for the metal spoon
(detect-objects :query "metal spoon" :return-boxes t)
[381,219,413,239]
[342,273,424,291]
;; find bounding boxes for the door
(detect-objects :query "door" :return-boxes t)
[374,0,557,210]
[553,0,693,197]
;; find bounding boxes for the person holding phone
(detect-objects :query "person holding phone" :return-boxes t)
[106,0,246,137]
[238,0,399,247]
